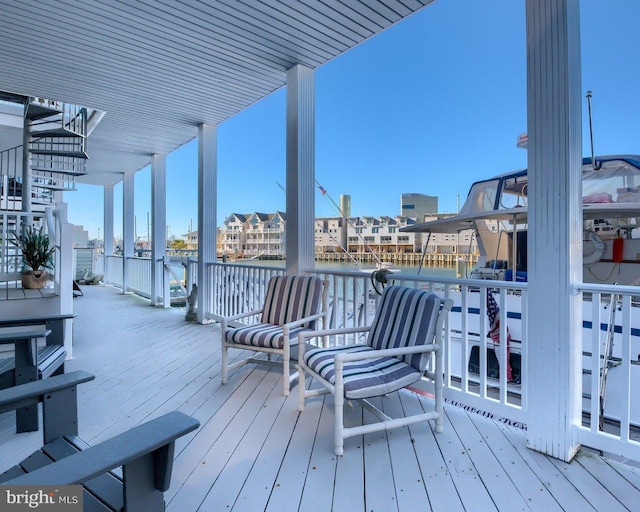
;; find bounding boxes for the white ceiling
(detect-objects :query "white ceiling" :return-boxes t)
[0,0,434,186]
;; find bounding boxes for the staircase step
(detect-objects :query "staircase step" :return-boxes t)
[33,182,76,192]
[30,149,88,159]
[31,128,84,139]
[31,167,86,177]
[32,176,76,191]
[25,102,63,121]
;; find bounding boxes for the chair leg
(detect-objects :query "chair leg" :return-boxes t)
[282,342,290,396]
[221,336,228,385]
[435,343,444,433]
[334,364,345,456]
[298,364,306,412]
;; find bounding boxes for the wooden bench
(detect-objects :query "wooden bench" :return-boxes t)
[0,371,200,511]
[0,328,68,432]
[0,334,67,388]
[0,313,74,420]
[0,312,76,346]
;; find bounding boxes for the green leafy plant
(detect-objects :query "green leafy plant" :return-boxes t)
[11,225,55,272]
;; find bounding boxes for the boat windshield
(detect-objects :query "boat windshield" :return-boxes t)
[583,159,640,204]
[458,179,501,215]
[459,157,640,216]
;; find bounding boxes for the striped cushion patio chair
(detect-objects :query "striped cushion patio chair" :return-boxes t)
[221,275,328,396]
[298,285,452,455]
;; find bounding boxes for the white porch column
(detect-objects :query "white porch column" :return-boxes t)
[55,202,74,358]
[150,154,168,306]
[122,172,135,294]
[525,0,582,461]
[285,64,315,274]
[103,185,114,284]
[197,123,217,323]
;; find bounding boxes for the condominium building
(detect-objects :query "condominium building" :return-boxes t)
[401,193,438,220]
[213,211,478,260]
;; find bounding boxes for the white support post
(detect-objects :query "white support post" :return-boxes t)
[122,172,135,294]
[285,64,315,275]
[525,0,583,461]
[103,185,114,284]
[150,154,168,307]
[55,202,74,358]
[21,98,32,214]
[197,123,217,323]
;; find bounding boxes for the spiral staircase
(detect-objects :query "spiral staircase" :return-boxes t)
[0,92,88,212]
[0,93,86,319]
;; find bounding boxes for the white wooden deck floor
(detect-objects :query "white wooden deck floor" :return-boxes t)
[1,285,640,511]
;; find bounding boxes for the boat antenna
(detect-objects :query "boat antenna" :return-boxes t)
[586,90,601,170]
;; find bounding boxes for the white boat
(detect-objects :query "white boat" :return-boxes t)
[403,155,640,427]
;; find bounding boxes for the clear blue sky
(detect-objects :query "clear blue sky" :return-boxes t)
[65,0,640,240]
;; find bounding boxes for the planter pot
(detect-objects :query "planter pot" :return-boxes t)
[22,270,49,289]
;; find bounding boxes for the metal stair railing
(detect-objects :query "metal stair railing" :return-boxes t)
[0,145,76,212]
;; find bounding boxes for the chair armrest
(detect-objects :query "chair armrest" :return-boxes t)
[335,343,440,364]
[6,411,200,490]
[221,308,264,327]
[282,310,327,331]
[298,325,372,343]
[0,370,95,415]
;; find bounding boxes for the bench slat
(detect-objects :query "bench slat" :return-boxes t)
[17,448,54,473]
[0,465,26,482]
[38,345,66,378]
[0,345,66,386]
[43,437,124,511]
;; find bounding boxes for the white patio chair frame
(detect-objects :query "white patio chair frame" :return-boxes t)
[221,275,328,396]
[297,286,452,455]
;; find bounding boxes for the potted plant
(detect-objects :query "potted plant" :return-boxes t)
[11,225,55,289]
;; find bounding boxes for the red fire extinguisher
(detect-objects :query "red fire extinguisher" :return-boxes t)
[613,237,624,263]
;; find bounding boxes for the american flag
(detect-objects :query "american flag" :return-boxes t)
[486,288,513,382]
[318,185,327,196]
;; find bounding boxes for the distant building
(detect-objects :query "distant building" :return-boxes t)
[183,230,199,251]
[218,212,286,259]
[73,225,89,248]
[401,193,438,220]
[207,208,479,260]
[339,194,351,217]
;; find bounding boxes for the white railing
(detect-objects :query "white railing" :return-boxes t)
[125,257,151,298]
[574,282,640,461]
[206,262,285,320]
[0,211,47,282]
[106,255,123,287]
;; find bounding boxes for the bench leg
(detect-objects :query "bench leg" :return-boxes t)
[14,340,40,433]
[123,452,166,511]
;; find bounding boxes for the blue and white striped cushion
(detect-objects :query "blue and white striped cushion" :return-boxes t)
[226,324,312,349]
[367,286,440,372]
[261,275,323,329]
[303,345,422,400]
